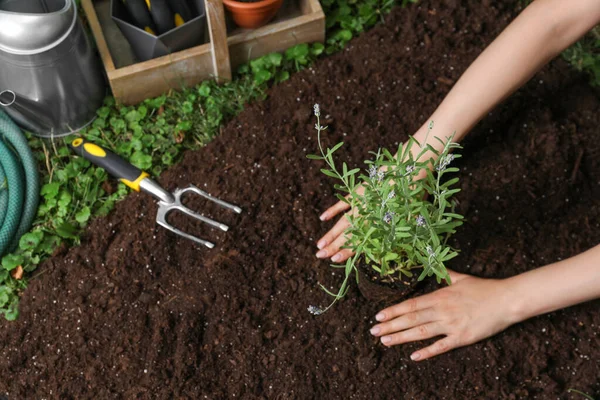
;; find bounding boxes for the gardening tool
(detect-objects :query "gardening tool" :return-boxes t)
[146,0,175,34]
[0,0,106,137]
[0,110,40,258]
[70,138,242,248]
[169,0,193,25]
[111,0,206,62]
[122,0,157,34]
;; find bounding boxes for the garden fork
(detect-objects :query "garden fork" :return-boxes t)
[70,138,241,248]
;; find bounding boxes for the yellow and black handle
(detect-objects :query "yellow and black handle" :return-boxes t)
[70,138,149,192]
[122,0,157,35]
[169,0,193,26]
[146,0,175,34]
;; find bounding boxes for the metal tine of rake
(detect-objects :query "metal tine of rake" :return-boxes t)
[156,185,242,249]
[68,138,242,249]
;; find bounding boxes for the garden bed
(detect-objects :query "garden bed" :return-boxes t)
[1,0,599,398]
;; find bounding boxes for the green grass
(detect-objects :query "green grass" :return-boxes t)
[0,0,417,320]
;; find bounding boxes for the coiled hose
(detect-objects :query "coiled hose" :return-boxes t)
[0,110,39,258]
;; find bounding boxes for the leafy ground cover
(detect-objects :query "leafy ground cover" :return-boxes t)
[562,26,600,87]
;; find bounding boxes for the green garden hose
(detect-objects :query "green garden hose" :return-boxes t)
[0,110,39,258]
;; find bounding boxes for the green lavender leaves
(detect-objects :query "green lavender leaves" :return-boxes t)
[308,106,463,312]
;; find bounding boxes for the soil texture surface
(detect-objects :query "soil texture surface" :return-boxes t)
[2,0,600,398]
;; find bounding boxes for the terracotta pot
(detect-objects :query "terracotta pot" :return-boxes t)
[356,259,421,303]
[223,0,283,29]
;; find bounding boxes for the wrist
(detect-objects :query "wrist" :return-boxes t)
[412,117,462,155]
[497,277,531,325]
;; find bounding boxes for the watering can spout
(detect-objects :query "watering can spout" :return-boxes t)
[0,90,56,134]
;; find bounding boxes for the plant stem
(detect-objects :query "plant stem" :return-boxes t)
[315,114,356,227]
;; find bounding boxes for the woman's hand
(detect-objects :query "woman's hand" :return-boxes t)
[370,270,519,361]
[369,242,600,361]
[315,186,365,263]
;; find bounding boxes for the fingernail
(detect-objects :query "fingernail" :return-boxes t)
[331,254,341,262]
[319,212,328,221]
[375,313,385,321]
[410,352,421,361]
[381,336,391,344]
[370,327,380,335]
[316,250,327,258]
[317,240,327,250]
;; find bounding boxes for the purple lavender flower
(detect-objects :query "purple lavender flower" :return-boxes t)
[416,215,426,227]
[382,190,396,206]
[383,211,395,224]
[436,154,455,171]
[313,104,320,117]
[426,245,435,256]
[368,165,377,179]
[308,305,323,315]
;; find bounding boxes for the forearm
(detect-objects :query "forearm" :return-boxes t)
[506,244,600,323]
[412,0,600,155]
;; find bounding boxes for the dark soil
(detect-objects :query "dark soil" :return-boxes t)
[357,259,422,303]
[2,0,600,398]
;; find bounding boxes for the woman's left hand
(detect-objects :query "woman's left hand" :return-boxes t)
[369,270,519,361]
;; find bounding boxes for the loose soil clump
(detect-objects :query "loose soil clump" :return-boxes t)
[1,0,599,398]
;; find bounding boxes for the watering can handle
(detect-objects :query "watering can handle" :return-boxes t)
[70,138,149,192]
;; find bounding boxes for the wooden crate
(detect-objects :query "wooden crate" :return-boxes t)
[82,0,325,105]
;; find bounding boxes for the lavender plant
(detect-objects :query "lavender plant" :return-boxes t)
[308,104,463,314]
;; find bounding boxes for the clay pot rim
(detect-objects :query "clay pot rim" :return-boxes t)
[222,0,281,10]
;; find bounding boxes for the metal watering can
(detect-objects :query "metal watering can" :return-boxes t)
[0,0,106,137]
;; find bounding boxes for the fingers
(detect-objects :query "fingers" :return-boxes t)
[375,294,437,322]
[317,186,365,252]
[379,322,444,347]
[370,308,438,337]
[319,199,350,222]
[317,231,348,260]
[316,215,350,255]
[331,248,354,263]
[410,337,458,361]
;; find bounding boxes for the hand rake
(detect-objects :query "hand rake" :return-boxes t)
[70,138,241,248]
